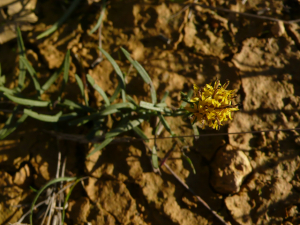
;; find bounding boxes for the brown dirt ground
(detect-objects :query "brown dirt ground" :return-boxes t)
[1,0,300,224]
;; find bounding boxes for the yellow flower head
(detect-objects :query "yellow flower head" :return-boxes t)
[184,80,239,130]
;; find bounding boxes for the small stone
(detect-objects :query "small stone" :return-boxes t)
[13,164,30,187]
[68,197,90,224]
[225,191,252,225]
[210,145,252,194]
[271,21,285,37]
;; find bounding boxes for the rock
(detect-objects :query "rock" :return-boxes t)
[68,197,90,224]
[225,191,252,225]
[271,21,286,37]
[0,171,24,224]
[13,164,31,187]
[0,0,38,44]
[84,178,139,224]
[210,145,252,194]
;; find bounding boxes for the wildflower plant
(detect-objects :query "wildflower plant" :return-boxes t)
[0,28,238,225]
[183,80,239,130]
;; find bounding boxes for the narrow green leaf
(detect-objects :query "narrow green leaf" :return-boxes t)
[121,47,156,104]
[152,146,159,169]
[59,49,70,98]
[0,76,5,86]
[120,47,134,63]
[85,121,105,139]
[109,83,122,103]
[133,126,149,142]
[180,89,194,108]
[16,27,26,90]
[4,93,49,107]
[19,56,41,92]
[156,102,167,108]
[86,74,110,106]
[121,90,126,103]
[0,108,28,140]
[30,177,77,225]
[192,123,199,140]
[158,114,174,136]
[58,112,78,122]
[75,74,88,105]
[105,118,143,139]
[59,99,95,112]
[75,74,84,97]
[154,120,162,135]
[29,186,38,192]
[68,110,115,126]
[121,47,157,104]
[68,102,135,126]
[139,101,163,112]
[135,62,157,104]
[180,92,187,98]
[0,115,28,140]
[0,86,15,95]
[24,109,62,122]
[37,0,81,39]
[41,62,64,93]
[182,152,196,174]
[99,48,125,89]
[62,178,82,223]
[89,0,106,34]
[126,95,138,107]
[86,138,113,158]
[161,91,169,103]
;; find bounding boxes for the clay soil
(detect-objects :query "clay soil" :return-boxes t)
[1,0,300,224]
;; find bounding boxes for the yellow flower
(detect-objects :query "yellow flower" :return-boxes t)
[185,80,239,130]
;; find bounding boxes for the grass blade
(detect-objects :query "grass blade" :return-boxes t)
[109,83,122,103]
[30,177,77,225]
[192,123,199,140]
[89,0,106,34]
[180,89,194,108]
[152,145,159,169]
[105,118,144,139]
[41,62,64,93]
[68,102,135,126]
[0,106,28,140]
[182,152,196,174]
[161,91,169,103]
[62,178,82,223]
[158,114,174,136]
[0,86,16,95]
[121,47,156,104]
[57,112,78,122]
[59,50,70,99]
[86,138,113,158]
[75,74,88,105]
[37,0,81,39]
[16,27,26,90]
[19,56,41,93]
[86,74,110,106]
[139,101,163,112]
[121,90,126,103]
[126,95,138,107]
[99,48,125,89]
[24,109,63,122]
[133,126,149,142]
[59,99,95,112]
[4,93,49,107]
